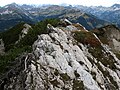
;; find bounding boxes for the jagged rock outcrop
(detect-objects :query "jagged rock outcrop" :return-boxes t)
[16,23,32,44]
[104,25,120,52]
[93,25,120,53]
[21,24,32,38]
[0,39,5,55]
[0,22,120,90]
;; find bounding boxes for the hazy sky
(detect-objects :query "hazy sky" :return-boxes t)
[0,0,120,7]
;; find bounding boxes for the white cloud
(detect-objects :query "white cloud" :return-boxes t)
[0,0,120,6]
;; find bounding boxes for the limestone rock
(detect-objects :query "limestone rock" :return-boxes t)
[1,24,120,90]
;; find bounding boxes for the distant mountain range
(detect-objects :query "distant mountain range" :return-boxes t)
[75,4,120,28]
[0,3,111,31]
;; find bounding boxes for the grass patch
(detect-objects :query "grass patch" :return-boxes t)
[73,31,101,47]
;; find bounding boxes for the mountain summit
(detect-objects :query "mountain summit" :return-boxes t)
[112,4,120,8]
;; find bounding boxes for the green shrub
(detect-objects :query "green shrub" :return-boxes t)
[1,22,25,51]
[0,46,32,74]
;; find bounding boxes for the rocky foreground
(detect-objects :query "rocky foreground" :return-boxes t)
[0,20,120,90]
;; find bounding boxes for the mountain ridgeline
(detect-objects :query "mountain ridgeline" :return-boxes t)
[0,3,110,32]
[0,18,120,90]
[75,4,120,28]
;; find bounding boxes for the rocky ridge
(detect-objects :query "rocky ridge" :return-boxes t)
[0,20,120,90]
